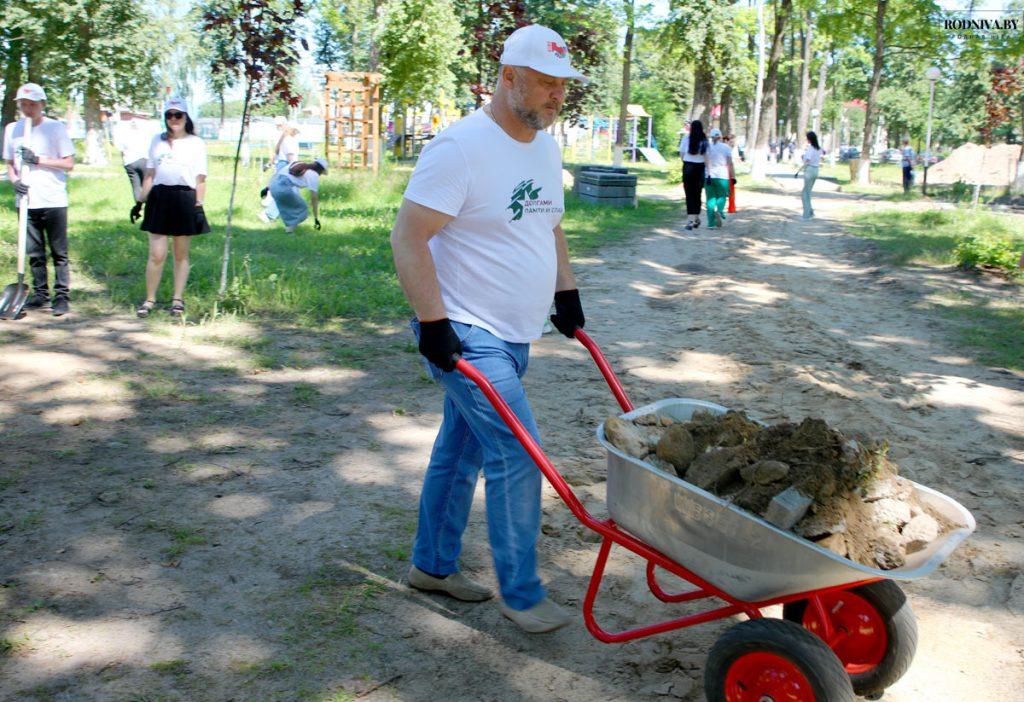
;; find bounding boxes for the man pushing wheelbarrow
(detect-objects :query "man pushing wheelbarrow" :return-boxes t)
[389,24,588,634]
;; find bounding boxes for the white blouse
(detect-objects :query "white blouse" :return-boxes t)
[147,134,208,189]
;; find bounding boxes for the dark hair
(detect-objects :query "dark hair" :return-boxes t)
[163,114,195,139]
[688,120,707,155]
[288,161,323,177]
[806,131,820,150]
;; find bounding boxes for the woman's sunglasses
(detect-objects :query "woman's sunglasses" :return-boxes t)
[165,111,185,120]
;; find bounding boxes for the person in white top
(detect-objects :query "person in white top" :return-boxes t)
[259,122,301,223]
[268,157,327,232]
[704,128,735,228]
[796,131,825,220]
[678,120,709,230]
[390,24,587,635]
[2,83,76,316]
[133,97,209,318]
[901,139,916,193]
[114,116,155,203]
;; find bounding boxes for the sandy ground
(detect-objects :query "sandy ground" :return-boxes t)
[1,184,1022,702]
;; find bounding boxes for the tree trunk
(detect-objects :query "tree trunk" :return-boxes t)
[812,49,827,133]
[220,81,254,296]
[796,15,813,149]
[614,0,634,166]
[690,62,714,127]
[857,0,887,185]
[83,83,108,166]
[751,0,790,180]
[720,85,734,136]
[1,35,23,152]
[218,91,226,128]
[783,25,795,142]
[1014,94,1024,195]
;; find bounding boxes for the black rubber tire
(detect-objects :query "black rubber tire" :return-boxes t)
[783,580,918,698]
[704,618,855,702]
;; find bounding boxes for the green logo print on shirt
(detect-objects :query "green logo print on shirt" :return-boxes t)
[507,179,542,222]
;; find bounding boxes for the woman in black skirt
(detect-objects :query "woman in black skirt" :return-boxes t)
[133,97,209,318]
[678,120,709,230]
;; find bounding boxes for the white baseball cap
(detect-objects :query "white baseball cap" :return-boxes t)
[314,157,329,173]
[709,128,722,138]
[16,83,46,102]
[164,97,189,115]
[499,25,587,82]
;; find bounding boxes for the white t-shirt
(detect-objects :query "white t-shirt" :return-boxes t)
[114,122,154,165]
[277,163,319,192]
[901,147,915,168]
[706,141,732,179]
[403,108,564,343]
[147,134,208,189]
[276,135,300,162]
[802,146,823,167]
[679,136,708,164]
[3,117,75,209]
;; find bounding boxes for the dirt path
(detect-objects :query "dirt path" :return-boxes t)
[1,186,1022,701]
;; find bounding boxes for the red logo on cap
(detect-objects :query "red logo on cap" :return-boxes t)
[547,41,567,58]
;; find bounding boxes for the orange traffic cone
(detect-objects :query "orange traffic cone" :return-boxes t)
[728,180,737,213]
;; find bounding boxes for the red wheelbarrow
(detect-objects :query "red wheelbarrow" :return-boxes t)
[455,330,975,702]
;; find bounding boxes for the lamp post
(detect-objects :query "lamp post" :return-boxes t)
[923,66,941,195]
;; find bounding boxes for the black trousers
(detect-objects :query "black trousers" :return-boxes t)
[27,207,70,301]
[125,158,147,202]
[682,161,706,216]
[902,165,913,193]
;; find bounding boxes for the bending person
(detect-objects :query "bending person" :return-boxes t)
[259,121,300,222]
[134,97,210,318]
[269,158,327,233]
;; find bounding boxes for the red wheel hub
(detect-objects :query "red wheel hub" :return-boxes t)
[803,591,887,674]
[725,651,815,702]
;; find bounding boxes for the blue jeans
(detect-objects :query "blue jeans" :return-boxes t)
[802,165,818,218]
[410,319,545,610]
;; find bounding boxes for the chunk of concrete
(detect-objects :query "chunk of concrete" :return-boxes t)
[869,498,912,529]
[763,486,813,530]
[656,425,696,473]
[686,446,747,491]
[872,534,906,570]
[900,514,939,554]
[604,416,648,458]
[740,460,790,485]
[817,532,848,558]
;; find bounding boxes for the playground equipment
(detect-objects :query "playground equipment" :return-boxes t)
[563,105,665,165]
[323,71,382,173]
[390,91,462,160]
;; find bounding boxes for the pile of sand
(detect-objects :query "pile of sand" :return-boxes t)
[604,410,952,570]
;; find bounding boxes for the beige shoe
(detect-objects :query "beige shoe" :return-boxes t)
[500,597,572,634]
[407,566,493,602]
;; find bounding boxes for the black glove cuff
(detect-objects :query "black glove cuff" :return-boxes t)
[554,289,580,306]
[419,318,461,372]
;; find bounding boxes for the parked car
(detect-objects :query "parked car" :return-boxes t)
[838,146,861,161]
[879,148,901,163]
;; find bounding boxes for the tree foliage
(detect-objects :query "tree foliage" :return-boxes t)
[377,0,465,104]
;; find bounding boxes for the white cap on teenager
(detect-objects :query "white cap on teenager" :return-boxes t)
[709,128,722,138]
[16,83,46,101]
[164,97,189,115]
[499,25,587,82]
[314,157,329,172]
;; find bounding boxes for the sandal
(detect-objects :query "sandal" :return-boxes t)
[136,299,156,318]
[169,298,185,317]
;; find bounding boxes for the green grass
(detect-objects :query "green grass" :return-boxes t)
[849,207,1024,369]
[0,147,678,326]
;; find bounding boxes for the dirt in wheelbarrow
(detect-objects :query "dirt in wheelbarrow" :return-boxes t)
[605,410,959,570]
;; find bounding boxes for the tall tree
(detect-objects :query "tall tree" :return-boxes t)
[377,0,464,105]
[751,0,793,179]
[614,0,635,165]
[795,12,813,148]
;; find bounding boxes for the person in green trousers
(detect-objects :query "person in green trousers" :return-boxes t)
[704,128,734,228]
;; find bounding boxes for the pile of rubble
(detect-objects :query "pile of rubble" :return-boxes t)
[604,410,951,570]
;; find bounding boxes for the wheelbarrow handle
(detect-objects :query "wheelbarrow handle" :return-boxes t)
[453,330,631,529]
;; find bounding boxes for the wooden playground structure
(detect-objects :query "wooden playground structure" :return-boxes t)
[323,71,383,173]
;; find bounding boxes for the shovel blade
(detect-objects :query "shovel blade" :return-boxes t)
[0,282,30,319]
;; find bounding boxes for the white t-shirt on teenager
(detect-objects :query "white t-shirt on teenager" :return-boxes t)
[802,146,823,168]
[706,141,732,179]
[276,135,300,162]
[403,108,564,344]
[679,136,708,164]
[276,163,319,192]
[3,117,75,209]
[114,122,155,165]
[147,134,208,189]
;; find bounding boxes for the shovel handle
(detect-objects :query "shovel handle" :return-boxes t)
[16,118,32,278]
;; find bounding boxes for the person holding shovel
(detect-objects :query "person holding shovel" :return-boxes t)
[2,83,75,316]
[267,157,327,233]
[390,24,587,634]
[133,97,209,318]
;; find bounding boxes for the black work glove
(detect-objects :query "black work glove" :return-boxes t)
[19,147,40,165]
[259,187,269,199]
[13,180,29,195]
[314,218,321,231]
[550,289,585,338]
[418,318,461,372]
[731,178,737,186]
[130,202,143,223]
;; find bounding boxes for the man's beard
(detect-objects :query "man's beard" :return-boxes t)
[512,83,559,130]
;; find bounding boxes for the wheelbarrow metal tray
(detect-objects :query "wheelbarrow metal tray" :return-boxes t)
[598,398,976,602]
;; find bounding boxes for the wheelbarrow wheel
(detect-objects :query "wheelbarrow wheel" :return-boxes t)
[783,580,917,699]
[704,618,854,702]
